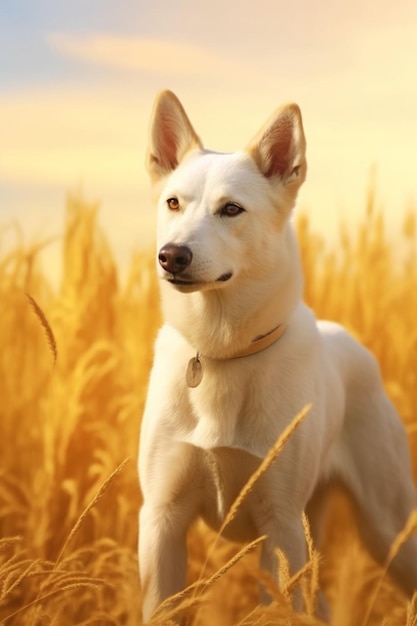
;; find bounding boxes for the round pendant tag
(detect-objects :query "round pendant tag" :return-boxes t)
[186,355,203,388]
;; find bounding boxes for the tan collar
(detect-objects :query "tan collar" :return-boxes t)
[224,323,286,360]
[186,324,286,388]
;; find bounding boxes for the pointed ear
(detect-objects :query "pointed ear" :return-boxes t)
[146,90,203,182]
[246,103,306,186]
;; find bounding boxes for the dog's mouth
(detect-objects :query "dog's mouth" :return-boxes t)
[216,272,233,282]
[166,271,233,291]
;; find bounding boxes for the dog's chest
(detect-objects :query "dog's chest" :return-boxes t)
[180,356,280,455]
[187,369,244,448]
[154,323,315,458]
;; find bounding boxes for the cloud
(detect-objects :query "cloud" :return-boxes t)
[47,33,245,78]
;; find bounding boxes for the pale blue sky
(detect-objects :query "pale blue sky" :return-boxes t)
[1,0,417,279]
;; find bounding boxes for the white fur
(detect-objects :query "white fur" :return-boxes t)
[138,91,417,622]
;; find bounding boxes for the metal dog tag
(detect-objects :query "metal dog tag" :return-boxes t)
[186,354,203,388]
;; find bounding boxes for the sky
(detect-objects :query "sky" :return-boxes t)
[1,0,417,278]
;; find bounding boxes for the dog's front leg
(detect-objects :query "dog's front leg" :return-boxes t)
[260,517,306,611]
[139,500,188,622]
[139,434,202,623]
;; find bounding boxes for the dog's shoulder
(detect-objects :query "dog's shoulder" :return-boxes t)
[317,319,381,387]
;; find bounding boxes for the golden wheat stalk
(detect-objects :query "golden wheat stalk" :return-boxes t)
[41,573,106,593]
[204,535,266,588]
[152,535,266,622]
[150,594,206,625]
[276,547,291,597]
[257,567,291,606]
[235,605,261,626]
[0,537,23,550]
[406,591,417,626]
[283,560,313,597]
[362,508,417,626]
[301,511,320,616]
[220,404,311,535]
[2,581,104,623]
[0,556,32,582]
[236,597,292,626]
[1,560,40,600]
[26,292,58,366]
[54,457,131,567]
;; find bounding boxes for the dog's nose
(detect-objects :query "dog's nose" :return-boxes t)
[158,244,193,274]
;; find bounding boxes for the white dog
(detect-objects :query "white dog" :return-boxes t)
[138,90,417,621]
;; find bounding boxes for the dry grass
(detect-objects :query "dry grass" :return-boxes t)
[1,190,416,625]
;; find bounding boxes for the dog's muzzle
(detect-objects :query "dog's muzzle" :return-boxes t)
[158,243,233,287]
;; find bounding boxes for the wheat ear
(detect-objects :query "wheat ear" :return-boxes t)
[26,293,58,366]
[301,511,320,616]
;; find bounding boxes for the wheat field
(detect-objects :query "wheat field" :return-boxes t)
[1,192,417,626]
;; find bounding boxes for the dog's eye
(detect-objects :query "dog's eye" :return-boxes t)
[220,202,245,217]
[167,197,180,211]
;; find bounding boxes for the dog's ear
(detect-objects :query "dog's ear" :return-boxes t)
[247,104,306,186]
[146,90,203,182]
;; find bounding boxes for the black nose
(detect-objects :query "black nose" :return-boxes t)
[158,244,193,274]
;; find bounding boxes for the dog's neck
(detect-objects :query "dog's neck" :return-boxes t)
[160,225,303,359]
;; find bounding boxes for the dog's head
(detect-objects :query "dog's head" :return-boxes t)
[146,90,306,294]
